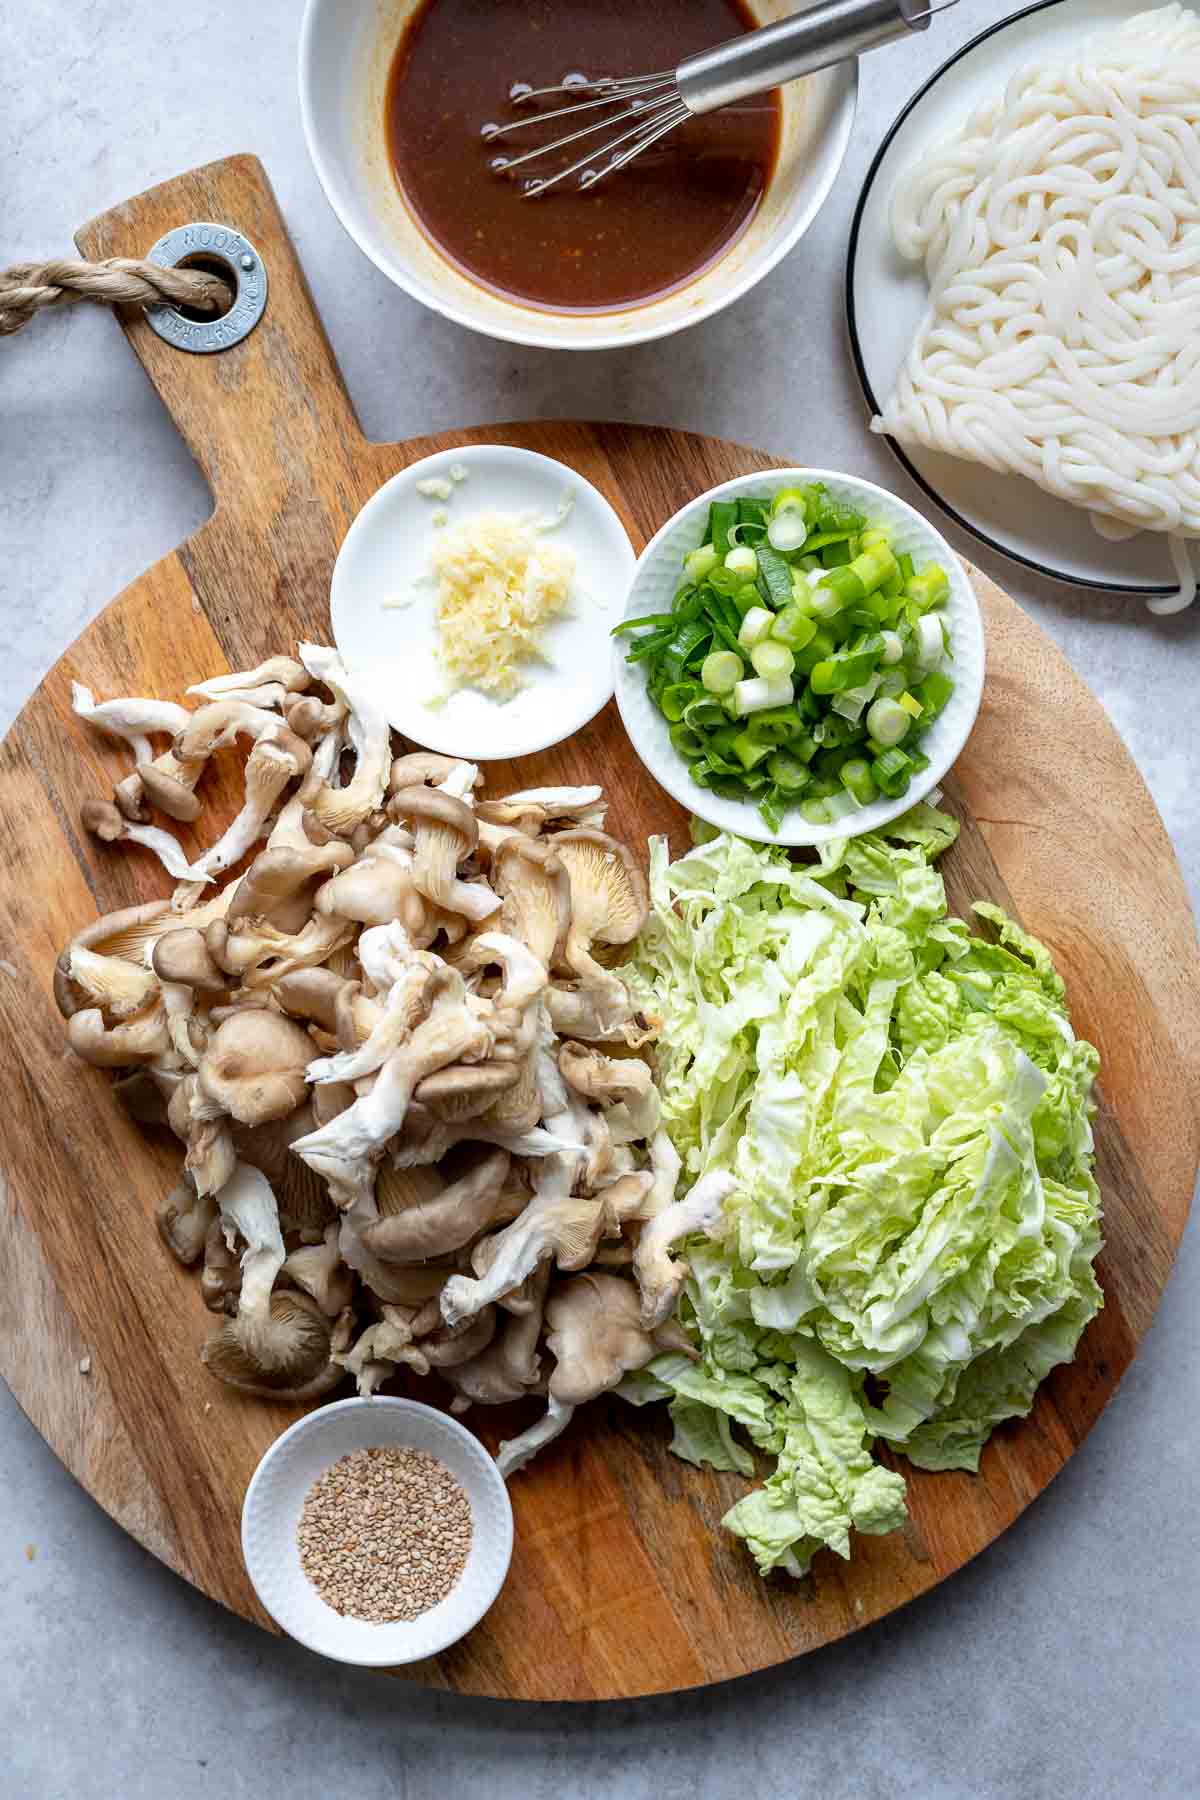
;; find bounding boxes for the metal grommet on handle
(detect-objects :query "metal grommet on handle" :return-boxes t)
[143,221,268,354]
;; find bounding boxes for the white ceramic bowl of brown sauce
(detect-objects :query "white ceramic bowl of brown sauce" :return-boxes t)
[299,0,857,350]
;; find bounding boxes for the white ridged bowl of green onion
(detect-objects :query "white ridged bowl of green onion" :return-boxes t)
[612,469,985,844]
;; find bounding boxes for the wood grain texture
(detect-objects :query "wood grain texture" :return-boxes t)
[0,155,1195,1700]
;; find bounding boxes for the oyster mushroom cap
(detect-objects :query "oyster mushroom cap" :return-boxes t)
[544,1271,660,1406]
[227,842,353,933]
[493,836,571,967]
[390,785,479,913]
[198,1010,313,1126]
[314,852,428,934]
[137,760,204,823]
[54,899,173,1018]
[202,1290,345,1400]
[155,1180,217,1267]
[389,752,478,793]
[550,829,649,975]
[152,927,227,992]
[558,1042,654,1111]
[67,1004,170,1067]
[362,1147,511,1262]
[412,1062,520,1122]
[67,944,159,1022]
[500,786,606,827]
[274,966,365,1042]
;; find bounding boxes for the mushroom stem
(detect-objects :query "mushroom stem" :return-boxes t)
[82,799,206,884]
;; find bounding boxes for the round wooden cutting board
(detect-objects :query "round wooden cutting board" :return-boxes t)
[1,157,1196,1702]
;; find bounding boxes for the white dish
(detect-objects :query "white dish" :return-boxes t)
[241,1397,513,1667]
[298,0,856,351]
[330,444,635,760]
[613,467,984,847]
[847,0,1178,598]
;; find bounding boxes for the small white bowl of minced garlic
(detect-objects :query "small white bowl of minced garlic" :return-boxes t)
[329,443,636,762]
[242,1397,513,1665]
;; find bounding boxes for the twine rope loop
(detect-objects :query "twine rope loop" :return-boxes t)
[0,256,234,337]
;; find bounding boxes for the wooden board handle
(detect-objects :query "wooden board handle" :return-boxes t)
[74,155,369,522]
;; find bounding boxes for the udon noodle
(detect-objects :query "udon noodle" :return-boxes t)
[873,5,1200,613]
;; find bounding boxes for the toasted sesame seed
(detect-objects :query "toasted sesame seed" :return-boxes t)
[297,1446,472,1624]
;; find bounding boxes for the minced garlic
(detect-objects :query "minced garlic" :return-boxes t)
[430,511,575,701]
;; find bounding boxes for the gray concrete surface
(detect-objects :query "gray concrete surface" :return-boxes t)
[1,2,1196,1795]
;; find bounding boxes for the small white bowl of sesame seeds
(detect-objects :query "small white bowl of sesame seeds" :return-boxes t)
[241,1397,513,1666]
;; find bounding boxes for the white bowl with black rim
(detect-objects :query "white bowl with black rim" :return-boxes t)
[612,467,984,846]
[241,1397,513,1666]
[846,0,1182,602]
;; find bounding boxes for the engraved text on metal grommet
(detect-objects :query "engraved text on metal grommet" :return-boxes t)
[144,222,268,354]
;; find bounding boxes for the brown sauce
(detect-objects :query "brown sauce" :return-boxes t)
[385,0,781,313]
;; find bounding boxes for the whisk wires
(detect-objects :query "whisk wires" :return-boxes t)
[482,73,690,197]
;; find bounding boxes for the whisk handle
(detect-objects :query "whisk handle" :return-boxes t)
[676,0,929,114]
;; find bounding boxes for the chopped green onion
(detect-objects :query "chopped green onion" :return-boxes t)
[832,674,881,722]
[709,500,738,558]
[734,674,794,715]
[737,606,774,649]
[825,789,863,823]
[771,605,818,651]
[871,747,913,797]
[809,584,845,622]
[630,486,955,829]
[682,695,726,731]
[612,611,675,635]
[915,669,954,718]
[907,564,949,609]
[724,546,759,581]
[660,681,701,723]
[731,730,773,771]
[866,697,912,746]
[669,723,706,758]
[701,650,743,695]
[750,640,795,681]
[840,758,877,806]
[914,614,946,668]
[755,544,794,608]
[684,543,719,582]
[767,750,810,792]
[767,512,807,553]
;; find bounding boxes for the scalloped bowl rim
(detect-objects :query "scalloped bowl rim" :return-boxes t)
[241,1396,514,1666]
[613,467,985,846]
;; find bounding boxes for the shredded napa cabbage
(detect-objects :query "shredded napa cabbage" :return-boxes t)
[623,806,1103,1577]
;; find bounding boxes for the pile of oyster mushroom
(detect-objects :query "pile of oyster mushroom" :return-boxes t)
[56,646,704,1474]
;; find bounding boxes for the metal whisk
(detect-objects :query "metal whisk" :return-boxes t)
[483,0,957,196]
